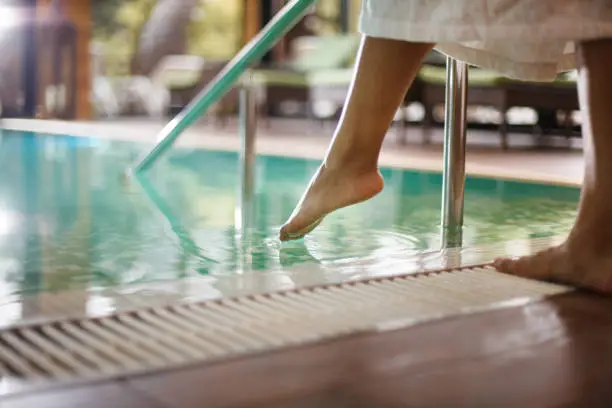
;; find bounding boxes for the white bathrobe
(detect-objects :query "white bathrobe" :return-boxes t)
[359,0,612,81]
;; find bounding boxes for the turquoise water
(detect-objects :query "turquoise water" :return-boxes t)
[0,129,579,295]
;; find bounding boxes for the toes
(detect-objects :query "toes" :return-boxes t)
[279,227,291,242]
[493,251,553,280]
[493,257,525,276]
[279,216,308,242]
[279,218,323,242]
[492,258,508,272]
[279,224,302,242]
[493,247,574,287]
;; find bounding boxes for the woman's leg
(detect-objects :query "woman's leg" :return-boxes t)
[280,37,434,241]
[495,39,612,294]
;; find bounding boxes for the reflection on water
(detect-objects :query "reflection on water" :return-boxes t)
[0,129,579,297]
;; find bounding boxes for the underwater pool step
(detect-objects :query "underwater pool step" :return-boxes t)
[0,266,570,392]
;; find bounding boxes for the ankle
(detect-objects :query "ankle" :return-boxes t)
[324,144,379,172]
[323,157,379,176]
[324,129,382,172]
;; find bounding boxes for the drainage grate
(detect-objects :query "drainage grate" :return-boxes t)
[0,266,569,387]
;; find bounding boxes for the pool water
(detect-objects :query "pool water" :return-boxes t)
[0,129,579,295]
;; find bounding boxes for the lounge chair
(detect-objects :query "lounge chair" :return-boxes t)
[149,55,206,116]
[250,34,361,123]
[416,65,578,149]
[155,56,239,125]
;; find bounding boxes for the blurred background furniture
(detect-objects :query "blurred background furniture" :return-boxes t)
[250,34,360,124]
[416,64,579,149]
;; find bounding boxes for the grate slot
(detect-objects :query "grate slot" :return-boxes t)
[1,332,72,378]
[59,322,142,369]
[41,325,120,374]
[0,341,44,378]
[127,312,211,359]
[97,319,185,364]
[117,314,201,361]
[0,360,11,377]
[213,300,304,343]
[242,295,326,336]
[134,311,214,357]
[168,306,256,352]
[19,329,96,376]
[183,304,273,351]
[79,320,167,366]
[152,308,230,356]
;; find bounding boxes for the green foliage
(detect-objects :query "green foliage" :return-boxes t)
[92,0,156,76]
[92,0,356,77]
[186,0,243,60]
[94,0,244,75]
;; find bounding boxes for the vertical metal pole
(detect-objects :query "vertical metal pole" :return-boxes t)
[236,77,257,235]
[441,57,468,248]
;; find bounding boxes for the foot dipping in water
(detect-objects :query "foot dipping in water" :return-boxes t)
[279,1,612,295]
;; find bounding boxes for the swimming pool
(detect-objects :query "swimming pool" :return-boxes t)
[0,129,578,297]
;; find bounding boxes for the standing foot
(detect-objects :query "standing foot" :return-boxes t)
[494,233,612,295]
[279,164,384,241]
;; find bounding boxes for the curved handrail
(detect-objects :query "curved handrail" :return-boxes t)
[132,0,316,173]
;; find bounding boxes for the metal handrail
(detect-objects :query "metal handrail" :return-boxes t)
[131,0,316,173]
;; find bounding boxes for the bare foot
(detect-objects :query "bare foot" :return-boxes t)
[279,164,384,241]
[494,234,612,295]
